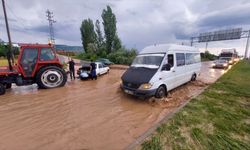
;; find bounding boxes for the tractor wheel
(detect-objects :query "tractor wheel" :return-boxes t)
[5,83,12,89]
[0,83,6,95]
[36,66,67,89]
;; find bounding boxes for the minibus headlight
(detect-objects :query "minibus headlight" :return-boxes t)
[223,63,227,67]
[139,83,152,90]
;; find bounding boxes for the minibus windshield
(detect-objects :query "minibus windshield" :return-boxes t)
[131,54,165,69]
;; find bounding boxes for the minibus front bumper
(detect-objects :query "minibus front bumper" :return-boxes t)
[120,84,157,97]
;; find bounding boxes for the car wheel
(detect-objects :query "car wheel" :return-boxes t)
[155,85,166,98]
[36,66,67,89]
[0,83,6,95]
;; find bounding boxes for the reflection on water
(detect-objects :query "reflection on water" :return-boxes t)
[0,61,226,150]
[199,61,226,84]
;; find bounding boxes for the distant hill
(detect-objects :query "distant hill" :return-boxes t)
[55,44,83,52]
[0,41,84,53]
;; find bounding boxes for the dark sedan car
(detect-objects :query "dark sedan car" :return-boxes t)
[96,58,114,65]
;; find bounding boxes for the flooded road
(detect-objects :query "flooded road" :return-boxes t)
[0,61,226,150]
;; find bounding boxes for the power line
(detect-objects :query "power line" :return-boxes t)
[46,9,56,45]
[5,2,27,30]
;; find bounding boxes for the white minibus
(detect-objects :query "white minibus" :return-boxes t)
[120,44,201,98]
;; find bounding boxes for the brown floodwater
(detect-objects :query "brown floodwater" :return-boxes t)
[0,61,226,150]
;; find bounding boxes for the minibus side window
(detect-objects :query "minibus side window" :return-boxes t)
[176,53,185,66]
[167,54,174,67]
[186,53,193,65]
[194,53,201,63]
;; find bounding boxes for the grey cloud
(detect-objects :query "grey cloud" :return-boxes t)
[30,25,48,33]
[197,4,250,29]
[126,9,137,16]
[1,0,250,54]
[0,16,17,22]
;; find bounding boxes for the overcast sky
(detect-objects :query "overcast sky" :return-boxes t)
[1,0,250,55]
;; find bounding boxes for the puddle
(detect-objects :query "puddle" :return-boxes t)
[0,61,225,150]
[148,80,208,109]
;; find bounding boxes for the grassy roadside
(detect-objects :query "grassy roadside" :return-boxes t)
[141,60,250,150]
[0,59,8,66]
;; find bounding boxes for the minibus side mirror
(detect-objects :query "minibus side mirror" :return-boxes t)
[162,64,172,71]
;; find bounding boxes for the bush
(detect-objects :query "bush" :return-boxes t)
[96,47,107,58]
[201,51,217,61]
[75,52,97,61]
[0,45,19,58]
[75,47,137,65]
[0,45,7,57]
[107,48,137,65]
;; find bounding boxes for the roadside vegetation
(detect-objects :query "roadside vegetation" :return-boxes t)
[200,50,217,61]
[0,42,19,66]
[77,5,137,65]
[142,60,250,150]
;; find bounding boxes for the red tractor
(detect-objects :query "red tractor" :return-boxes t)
[0,44,67,95]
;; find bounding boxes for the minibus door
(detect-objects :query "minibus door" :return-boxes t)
[160,53,176,90]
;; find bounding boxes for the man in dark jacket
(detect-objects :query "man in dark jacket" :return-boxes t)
[68,58,75,80]
[90,60,97,80]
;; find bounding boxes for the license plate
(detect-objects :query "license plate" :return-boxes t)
[124,89,134,95]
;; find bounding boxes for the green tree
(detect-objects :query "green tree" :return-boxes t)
[204,50,210,58]
[201,50,217,61]
[102,5,117,54]
[80,18,96,53]
[107,47,137,65]
[95,19,104,49]
[0,44,7,57]
[86,43,97,54]
[113,34,122,51]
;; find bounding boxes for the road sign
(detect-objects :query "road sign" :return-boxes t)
[198,28,242,42]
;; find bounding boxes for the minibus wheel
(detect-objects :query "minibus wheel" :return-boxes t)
[155,85,166,98]
[191,74,196,81]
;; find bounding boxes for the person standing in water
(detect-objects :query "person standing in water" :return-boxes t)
[90,60,97,80]
[68,58,75,80]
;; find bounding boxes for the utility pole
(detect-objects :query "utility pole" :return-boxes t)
[190,37,193,46]
[46,9,56,45]
[244,30,250,59]
[205,42,208,51]
[2,0,14,70]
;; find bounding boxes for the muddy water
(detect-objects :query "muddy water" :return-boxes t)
[0,61,225,150]
[199,61,228,84]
